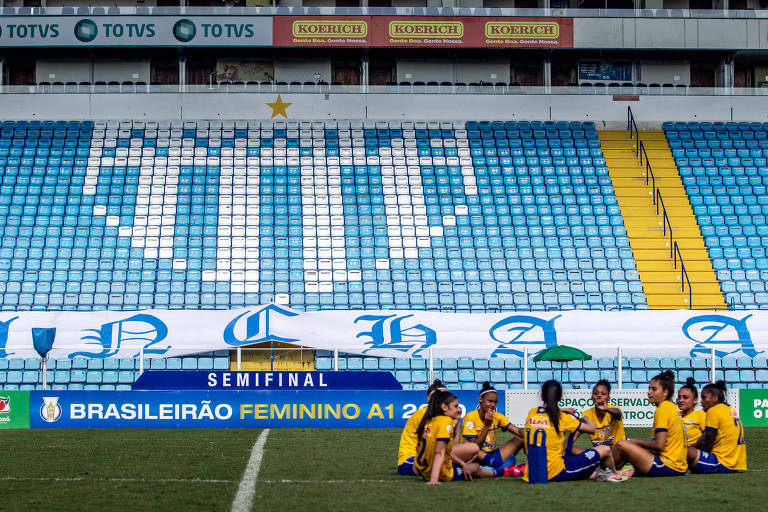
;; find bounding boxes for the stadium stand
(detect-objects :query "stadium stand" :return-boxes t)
[1,118,766,391]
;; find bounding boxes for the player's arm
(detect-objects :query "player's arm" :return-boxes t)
[427,440,447,485]
[576,415,597,435]
[628,430,667,452]
[695,428,717,452]
[605,407,622,420]
[504,423,524,439]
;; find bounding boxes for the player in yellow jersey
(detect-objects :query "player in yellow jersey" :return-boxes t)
[612,370,687,477]
[462,382,524,473]
[523,380,628,483]
[398,379,448,476]
[677,377,706,447]
[415,390,498,484]
[573,379,626,449]
[688,380,747,473]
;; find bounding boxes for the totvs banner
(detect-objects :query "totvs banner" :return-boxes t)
[272,16,574,48]
[0,306,766,360]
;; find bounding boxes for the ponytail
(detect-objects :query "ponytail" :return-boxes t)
[427,379,447,398]
[417,390,457,439]
[479,381,496,397]
[541,380,563,434]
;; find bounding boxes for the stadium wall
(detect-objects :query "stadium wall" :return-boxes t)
[1,91,767,126]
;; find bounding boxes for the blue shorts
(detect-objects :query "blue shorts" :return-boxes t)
[551,449,601,482]
[637,455,687,477]
[397,457,415,476]
[694,451,735,474]
[451,463,465,481]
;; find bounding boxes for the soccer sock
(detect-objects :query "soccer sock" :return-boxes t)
[482,454,502,468]
[501,455,517,469]
[491,467,505,477]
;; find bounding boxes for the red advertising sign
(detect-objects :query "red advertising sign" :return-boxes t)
[273,16,573,48]
[272,16,371,47]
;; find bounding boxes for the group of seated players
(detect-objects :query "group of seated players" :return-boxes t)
[397,371,747,484]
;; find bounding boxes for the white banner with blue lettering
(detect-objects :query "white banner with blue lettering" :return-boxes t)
[0,305,766,360]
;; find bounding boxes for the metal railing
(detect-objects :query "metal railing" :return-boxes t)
[627,106,693,309]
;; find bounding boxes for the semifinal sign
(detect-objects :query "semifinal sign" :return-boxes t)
[0,306,766,359]
[132,371,402,391]
[0,16,272,47]
[29,390,490,429]
[272,16,573,48]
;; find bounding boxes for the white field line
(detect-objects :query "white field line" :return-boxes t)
[231,428,270,512]
[0,476,232,483]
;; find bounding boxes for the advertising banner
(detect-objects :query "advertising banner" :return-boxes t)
[739,389,768,427]
[0,306,766,360]
[0,16,272,47]
[504,389,740,428]
[0,390,30,429]
[131,371,402,391]
[29,390,495,429]
[273,16,573,49]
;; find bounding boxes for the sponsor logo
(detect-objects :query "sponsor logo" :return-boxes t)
[74,19,98,42]
[291,20,367,38]
[40,396,62,423]
[485,21,560,40]
[173,19,196,43]
[389,21,463,39]
[0,396,9,414]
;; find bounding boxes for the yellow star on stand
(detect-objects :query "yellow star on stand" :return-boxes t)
[267,94,292,119]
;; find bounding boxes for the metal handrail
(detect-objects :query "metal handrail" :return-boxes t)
[673,241,693,309]
[656,188,674,257]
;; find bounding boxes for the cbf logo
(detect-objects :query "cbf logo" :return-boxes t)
[223,304,299,346]
[70,313,169,358]
[354,314,436,356]
[173,19,196,43]
[74,19,98,42]
[40,397,62,423]
[682,314,764,358]
[489,315,561,357]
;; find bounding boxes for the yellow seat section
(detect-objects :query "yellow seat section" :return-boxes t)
[230,341,316,371]
[600,130,726,309]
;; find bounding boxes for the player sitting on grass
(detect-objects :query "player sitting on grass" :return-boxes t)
[686,380,747,474]
[523,380,628,483]
[677,377,706,447]
[397,379,448,476]
[415,390,501,484]
[461,381,525,476]
[612,370,688,477]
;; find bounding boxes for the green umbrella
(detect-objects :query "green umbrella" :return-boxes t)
[533,345,593,382]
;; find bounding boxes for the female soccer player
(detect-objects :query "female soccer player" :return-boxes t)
[415,389,498,484]
[612,370,687,477]
[687,381,747,473]
[573,379,626,448]
[397,379,447,476]
[523,380,626,483]
[677,377,706,447]
[461,382,524,470]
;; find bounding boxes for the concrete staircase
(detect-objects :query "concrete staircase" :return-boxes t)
[600,130,726,309]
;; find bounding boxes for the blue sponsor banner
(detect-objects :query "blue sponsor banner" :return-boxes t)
[30,390,496,429]
[131,371,402,391]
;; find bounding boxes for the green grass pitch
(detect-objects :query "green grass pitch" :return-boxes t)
[2,428,767,511]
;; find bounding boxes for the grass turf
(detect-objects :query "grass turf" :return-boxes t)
[1,428,766,511]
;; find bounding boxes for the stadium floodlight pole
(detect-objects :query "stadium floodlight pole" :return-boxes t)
[617,346,623,390]
[236,347,242,371]
[428,347,434,384]
[42,357,47,390]
[523,347,528,390]
[711,347,716,383]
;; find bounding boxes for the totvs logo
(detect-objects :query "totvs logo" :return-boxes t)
[291,20,368,37]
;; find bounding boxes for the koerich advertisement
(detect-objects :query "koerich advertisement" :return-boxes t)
[29,391,493,429]
[0,390,30,429]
